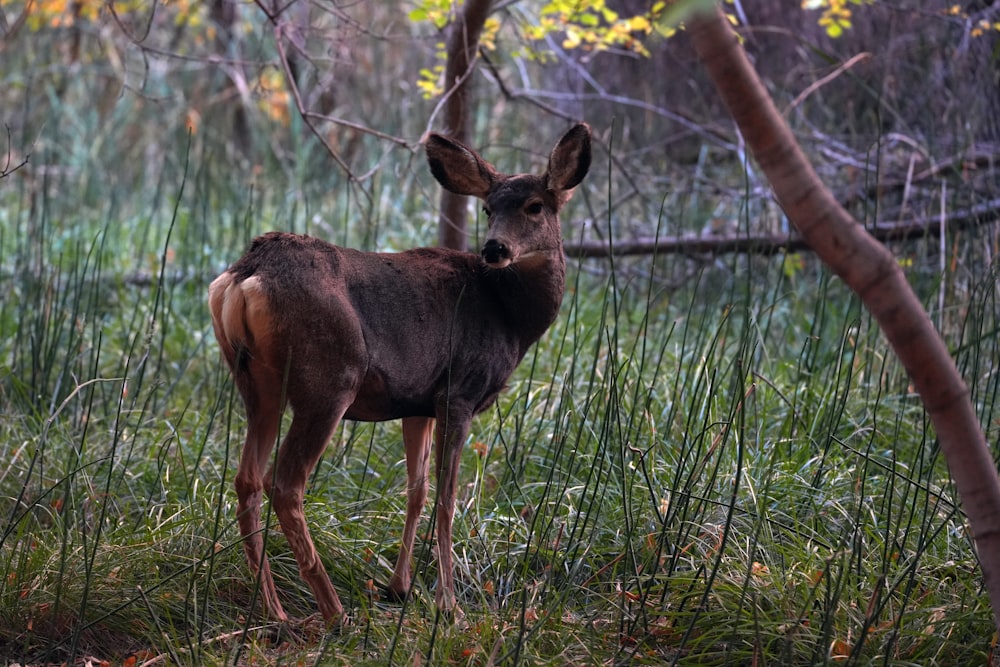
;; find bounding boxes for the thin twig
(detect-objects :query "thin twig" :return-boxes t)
[422,42,483,139]
[303,110,410,147]
[137,586,185,667]
[46,377,126,427]
[137,624,285,667]
[783,52,871,117]
[0,124,28,178]
[938,182,947,330]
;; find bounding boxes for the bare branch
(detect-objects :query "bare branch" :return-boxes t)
[0,0,31,52]
[262,8,411,190]
[107,0,158,44]
[0,124,28,179]
[477,50,654,215]
[251,0,277,24]
[270,23,353,177]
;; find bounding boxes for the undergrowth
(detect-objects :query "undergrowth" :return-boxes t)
[1,128,998,666]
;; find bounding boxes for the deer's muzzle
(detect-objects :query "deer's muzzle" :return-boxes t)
[482,239,512,267]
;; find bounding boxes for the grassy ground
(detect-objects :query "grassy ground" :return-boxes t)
[1,133,997,667]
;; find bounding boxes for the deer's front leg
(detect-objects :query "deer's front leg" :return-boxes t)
[432,409,473,618]
[386,416,434,601]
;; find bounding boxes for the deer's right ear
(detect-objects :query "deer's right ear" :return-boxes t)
[426,133,498,199]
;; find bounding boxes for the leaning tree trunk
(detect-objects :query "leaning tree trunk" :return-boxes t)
[437,0,493,251]
[687,4,1000,630]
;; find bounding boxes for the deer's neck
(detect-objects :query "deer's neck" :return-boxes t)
[487,249,566,352]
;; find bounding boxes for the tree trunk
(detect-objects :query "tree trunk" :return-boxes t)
[210,0,251,153]
[438,0,493,251]
[687,4,1000,630]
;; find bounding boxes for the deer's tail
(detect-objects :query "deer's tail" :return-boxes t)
[208,272,275,376]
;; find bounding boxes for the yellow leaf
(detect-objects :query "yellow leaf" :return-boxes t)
[627,15,651,32]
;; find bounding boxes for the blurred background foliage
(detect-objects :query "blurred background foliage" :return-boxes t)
[2,0,998,258]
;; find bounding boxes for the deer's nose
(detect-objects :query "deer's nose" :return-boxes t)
[482,239,510,266]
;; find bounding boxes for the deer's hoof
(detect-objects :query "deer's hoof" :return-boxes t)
[382,582,424,605]
[438,604,467,628]
[262,618,308,645]
[300,611,350,638]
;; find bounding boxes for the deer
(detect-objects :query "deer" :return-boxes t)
[207,123,591,627]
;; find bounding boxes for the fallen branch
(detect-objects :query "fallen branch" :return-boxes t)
[564,198,1000,258]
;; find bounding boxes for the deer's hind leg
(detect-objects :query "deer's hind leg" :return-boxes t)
[267,400,351,625]
[233,376,289,622]
[210,272,290,622]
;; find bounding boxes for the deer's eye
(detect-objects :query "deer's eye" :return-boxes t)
[525,202,543,215]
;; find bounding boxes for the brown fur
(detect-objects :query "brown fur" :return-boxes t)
[209,124,591,625]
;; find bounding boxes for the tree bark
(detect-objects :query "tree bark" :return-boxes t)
[688,5,1000,630]
[210,0,251,153]
[438,0,493,251]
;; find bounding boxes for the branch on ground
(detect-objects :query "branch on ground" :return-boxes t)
[565,198,1000,257]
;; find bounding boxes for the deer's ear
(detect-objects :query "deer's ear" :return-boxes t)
[426,133,498,199]
[545,123,591,195]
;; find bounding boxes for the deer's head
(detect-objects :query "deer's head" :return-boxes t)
[426,123,592,269]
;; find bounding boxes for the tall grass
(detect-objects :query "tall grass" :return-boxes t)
[1,113,998,667]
